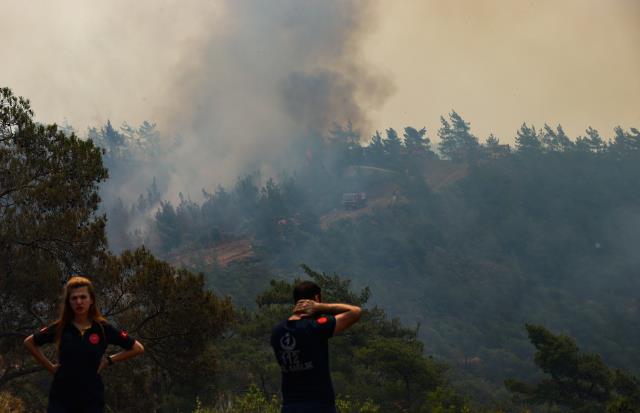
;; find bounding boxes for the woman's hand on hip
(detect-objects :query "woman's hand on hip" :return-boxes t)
[97,358,109,374]
[49,363,60,375]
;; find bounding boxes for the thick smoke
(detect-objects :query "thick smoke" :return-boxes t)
[17,0,392,250]
[152,1,392,197]
[1,1,392,202]
[5,1,638,205]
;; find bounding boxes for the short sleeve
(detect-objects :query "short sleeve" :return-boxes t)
[312,315,336,339]
[33,324,56,347]
[103,322,135,350]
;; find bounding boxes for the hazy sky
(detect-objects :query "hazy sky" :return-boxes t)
[364,0,640,141]
[1,0,638,176]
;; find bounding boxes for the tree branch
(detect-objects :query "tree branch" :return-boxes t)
[0,366,43,389]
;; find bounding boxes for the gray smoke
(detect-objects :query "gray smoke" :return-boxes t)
[45,0,393,251]
[0,1,392,203]
[152,0,393,198]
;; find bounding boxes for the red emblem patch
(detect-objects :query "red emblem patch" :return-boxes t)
[119,330,128,339]
[89,333,100,345]
[317,317,328,325]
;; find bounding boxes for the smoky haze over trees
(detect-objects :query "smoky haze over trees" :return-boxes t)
[136,0,393,200]
[89,104,640,408]
[49,0,394,253]
[2,2,640,410]
[3,77,640,412]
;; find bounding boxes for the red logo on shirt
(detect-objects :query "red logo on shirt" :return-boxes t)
[89,333,100,345]
[120,330,128,339]
[317,317,328,325]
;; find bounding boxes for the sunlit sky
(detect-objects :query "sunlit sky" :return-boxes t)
[2,0,639,143]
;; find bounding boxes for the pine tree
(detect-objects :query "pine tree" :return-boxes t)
[384,127,403,158]
[437,116,455,159]
[541,124,574,152]
[437,111,479,161]
[483,134,511,159]
[515,123,542,154]
[102,120,125,156]
[506,324,640,412]
[367,130,386,165]
[155,201,180,251]
[610,126,640,156]
[403,126,433,158]
[576,127,606,153]
[485,134,500,149]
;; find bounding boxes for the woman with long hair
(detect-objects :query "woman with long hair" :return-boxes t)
[24,276,144,413]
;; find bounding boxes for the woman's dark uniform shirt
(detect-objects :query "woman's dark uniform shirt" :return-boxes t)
[33,321,134,408]
[270,315,337,411]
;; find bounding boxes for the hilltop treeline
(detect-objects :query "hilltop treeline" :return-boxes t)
[103,111,639,259]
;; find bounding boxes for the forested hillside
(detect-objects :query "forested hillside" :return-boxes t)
[96,108,640,406]
[3,87,640,412]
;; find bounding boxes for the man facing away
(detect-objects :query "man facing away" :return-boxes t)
[270,280,362,413]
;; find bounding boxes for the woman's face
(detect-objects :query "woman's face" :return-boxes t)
[69,286,93,316]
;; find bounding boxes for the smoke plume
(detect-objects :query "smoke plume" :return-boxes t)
[1,0,392,199]
[155,1,392,196]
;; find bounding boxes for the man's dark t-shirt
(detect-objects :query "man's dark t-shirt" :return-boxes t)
[271,315,337,406]
[33,321,135,407]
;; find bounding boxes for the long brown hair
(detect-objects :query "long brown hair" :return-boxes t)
[54,276,106,353]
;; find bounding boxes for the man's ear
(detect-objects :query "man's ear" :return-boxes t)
[314,294,322,303]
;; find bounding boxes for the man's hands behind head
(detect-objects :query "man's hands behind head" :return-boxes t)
[293,299,321,318]
[292,300,362,334]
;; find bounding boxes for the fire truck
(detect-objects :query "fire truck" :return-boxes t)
[341,192,367,210]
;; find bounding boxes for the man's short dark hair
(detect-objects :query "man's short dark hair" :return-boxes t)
[293,281,321,303]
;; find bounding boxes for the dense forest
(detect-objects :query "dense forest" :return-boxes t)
[2,87,640,412]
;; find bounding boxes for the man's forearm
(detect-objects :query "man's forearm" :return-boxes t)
[316,303,360,315]
[321,302,362,334]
